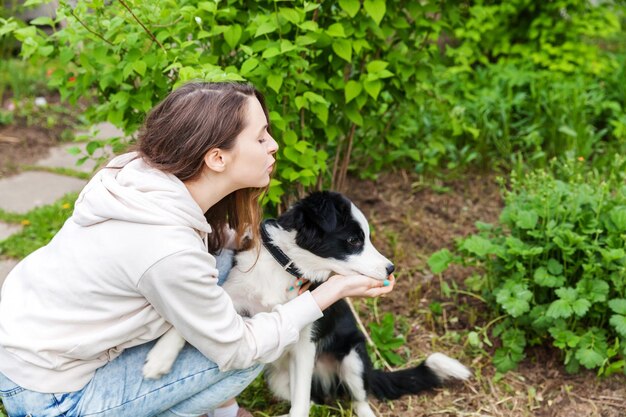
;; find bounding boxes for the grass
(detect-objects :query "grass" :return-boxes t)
[0,58,51,103]
[21,164,92,180]
[0,192,78,259]
[238,373,358,416]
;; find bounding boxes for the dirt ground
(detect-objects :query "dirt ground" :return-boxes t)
[2,115,625,416]
[345,172,626,417]
[0,94,76,178]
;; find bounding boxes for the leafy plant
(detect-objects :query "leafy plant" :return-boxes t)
[1,0,438,206]
[0,58,52,104]
[2,0,624,206]
[430,156,626,375]
[368,312,407,367]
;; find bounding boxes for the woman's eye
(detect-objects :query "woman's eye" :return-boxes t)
[347,237,361,246]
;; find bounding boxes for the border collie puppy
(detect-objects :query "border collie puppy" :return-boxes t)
[144,191,470,417]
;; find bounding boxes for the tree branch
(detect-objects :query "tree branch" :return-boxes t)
[70,8,114,47]
[117,0,166,53]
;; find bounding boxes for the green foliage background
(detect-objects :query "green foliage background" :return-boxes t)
[2,0,625,206]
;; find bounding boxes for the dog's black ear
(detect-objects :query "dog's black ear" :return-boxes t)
[277,206,305,231]
[304,197,338,233]
[277,191,345,233]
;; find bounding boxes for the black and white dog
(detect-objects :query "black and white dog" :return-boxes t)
[144,191,470,417]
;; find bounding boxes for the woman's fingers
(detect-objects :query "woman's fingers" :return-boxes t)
[298,279,312,295]
[366,274,395,296]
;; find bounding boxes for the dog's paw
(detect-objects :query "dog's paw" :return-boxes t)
[354,401,376,417]
[142,349,177,379]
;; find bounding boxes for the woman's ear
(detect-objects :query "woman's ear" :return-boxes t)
[203,149,227,173]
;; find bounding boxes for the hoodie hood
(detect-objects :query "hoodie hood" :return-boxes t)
[72,152,211,234]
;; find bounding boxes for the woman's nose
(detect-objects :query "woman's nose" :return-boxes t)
[268,136,279,154]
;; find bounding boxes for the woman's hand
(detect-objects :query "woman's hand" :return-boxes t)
[310,274,395,311]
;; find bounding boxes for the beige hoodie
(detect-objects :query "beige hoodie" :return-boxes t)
[0,153,322,393]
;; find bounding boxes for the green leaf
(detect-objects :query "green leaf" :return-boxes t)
[294,96,307,110]
[547,299,573,319]
[132,60,146,76]
[428,249,453,274]
[493,347,524,372]
[303,92,328,105]
[549,326,580,349]
[38,45,54,57]
[577,279,609,303]
[501,297,531,317]
[29,16,54,26]
[224,24,242,49]
[496,282,532,317]
[533,267,565,288]
[279,7,301,24]
[609,206,626,231]
[600,248,625,262]
[332,39,352,62]
[255,21,278,37]
[572,299,591,317]
[547,258,563,275]
[467,331,482,347]
[240,58,259,76]
[608,299,626,315]
[282,131,297,146]
[516,210,538,229]
[461,235,493,257]
[295,34,317,46]
[280,39,297,53]
[366,60,389,73]
[558,125,578,137]
[283,147,300,163]
[298,21,319,32]
[266,73,283,93]
[339,0,360,17]
[344,80,362,103]
[555,287,578,302]
[576,348,604,369]
[363,79,382,99]
[609,314,626,337]
[344,104,363,126]
[311,102,329,125]
[198,2,217,12]
[363,0,386,25]
[326,23,346,38]
[262,47,281,59]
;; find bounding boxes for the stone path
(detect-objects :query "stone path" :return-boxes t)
[0,122,123,294]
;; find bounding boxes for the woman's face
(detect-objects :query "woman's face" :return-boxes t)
[225,96,279,189]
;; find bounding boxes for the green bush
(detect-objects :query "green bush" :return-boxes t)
[413,61,626,173]
[430,157,626,375]
[1,0,624,203]
[1,0,439,205]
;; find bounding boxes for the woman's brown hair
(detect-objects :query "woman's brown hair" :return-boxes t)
[136,81,270,252]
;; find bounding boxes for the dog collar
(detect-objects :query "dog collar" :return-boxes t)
[260,219,304,279]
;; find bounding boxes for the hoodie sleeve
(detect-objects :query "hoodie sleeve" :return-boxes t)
[137,248,323,371]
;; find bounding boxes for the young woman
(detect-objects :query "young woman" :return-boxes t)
[0,82,395,417]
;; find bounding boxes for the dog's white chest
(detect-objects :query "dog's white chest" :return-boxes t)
[222,250,299,315]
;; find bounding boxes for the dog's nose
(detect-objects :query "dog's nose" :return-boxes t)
[386,264,395,275]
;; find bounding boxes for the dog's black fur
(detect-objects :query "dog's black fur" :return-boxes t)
[310,298,443,403]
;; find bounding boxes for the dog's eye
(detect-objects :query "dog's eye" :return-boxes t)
[347,237,361,246]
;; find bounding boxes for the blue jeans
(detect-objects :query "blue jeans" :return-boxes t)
[0,250,262,417]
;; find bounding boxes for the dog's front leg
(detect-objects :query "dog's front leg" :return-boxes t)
[143,326,186,379]
[288,325,316,417]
